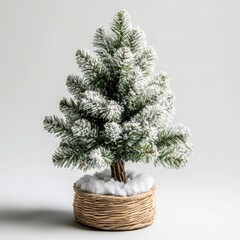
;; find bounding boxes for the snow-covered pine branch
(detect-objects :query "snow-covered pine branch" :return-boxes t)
[53,145,87,169]
[115,121,159,163]
[93,27,114,67]
[53,138,113,171]
[127,27,147,54]
[156,142,193,169]
[89,147,114,168]
[132,140,159,163]
[135,46,157,77]
[156,124,191,146]
[113,47,134,69]
[109,47,135,100]
[131,72,175,128]
[76,49,109,93]
[117,66,142,106]
[59,97,105,127]
[43,115,72,140]
[111,10,131,49]
[71,119,96,138]
[119,71,169,122]
[66,75,89,99]
[79,90,123,122]
[59,97,82,122]
[133,102,174,128]
[104,122,122,142]
[154,124,193,168]
[123,73,160,113]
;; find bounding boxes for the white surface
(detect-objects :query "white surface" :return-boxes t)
[75,169,154,196]
[1,0,240,239]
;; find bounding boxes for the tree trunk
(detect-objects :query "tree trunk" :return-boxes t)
[111,162,126,182]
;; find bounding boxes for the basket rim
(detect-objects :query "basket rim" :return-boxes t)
[73,184,156,200]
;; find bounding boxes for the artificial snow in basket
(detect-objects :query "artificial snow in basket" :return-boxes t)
[44,10,193,231]
[75,169,154,196]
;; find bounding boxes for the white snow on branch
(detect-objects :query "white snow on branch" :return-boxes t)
[71,119,93,137]
[89,149,106,168]
[75,168,154,196]
[106,103,123,121]
[159,71,168,80]
[80,90,123,122]
[144,126,158,140]
[104,122,122,142]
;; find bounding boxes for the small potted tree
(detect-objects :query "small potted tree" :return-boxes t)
[44,10,193,230]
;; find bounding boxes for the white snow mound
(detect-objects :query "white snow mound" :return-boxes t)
[75,168,154,197]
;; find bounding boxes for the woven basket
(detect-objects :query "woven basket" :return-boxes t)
[73,185,156,230]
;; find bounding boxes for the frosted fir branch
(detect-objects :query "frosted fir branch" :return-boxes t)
[104,122,122,142]
[121,120,143,149]
[133,72,170,100]
[53,145,90,171]
[80,90,123,122]
[154,124,193,169]
[132,72,148,93]
[133,103,174,128]
[59,135,96,152]
[141,84,162,104]
[59,97,104,126]
[76,49,109,91]
[110,10,132,48]
[118,66,142,102]
[60,129,98,154]
[93,27,112,53]
[127,26,147,54]
[159,71,168,81]
[132,72,176,128]
[71,119,96,138]
[120,121,158,149]
[43,116,72,139]
[93,27,115,64]
[59,98,82,121]
[157,89,175,117]
[114,120,143,161]
[156,124,191,146]
[124,76,163,112]
[146,72,173,105]
[149,71,169,91]
[106,47,134,99]
[118,137,160,164]
[144,126,158,140]
[112,47,134,97]
[118,122,159,162]
[156,142,193,169]
[66,75,89,99]
[76,49,107,76]
[149,72,176,122]
[89,147,113,168]
[135,46,157,76]
[121,84,159,120]
[113,47,134,68]
[118,66,151,109]
[89,148,104,168]
[54,134,105,170]
[122,120,142,135]
[137,140,160,163]
[122,121,161,146]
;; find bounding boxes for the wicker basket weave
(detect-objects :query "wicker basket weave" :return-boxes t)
[73,185,156,230]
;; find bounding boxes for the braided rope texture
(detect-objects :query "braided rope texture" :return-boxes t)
[73,185,156,230]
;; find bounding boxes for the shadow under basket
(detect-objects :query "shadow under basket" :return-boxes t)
[73,185,156,230]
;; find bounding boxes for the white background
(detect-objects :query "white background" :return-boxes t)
[0,0,240,239]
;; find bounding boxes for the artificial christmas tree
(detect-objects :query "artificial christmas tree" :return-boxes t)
[44,10,193,230]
